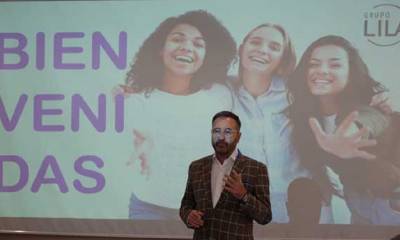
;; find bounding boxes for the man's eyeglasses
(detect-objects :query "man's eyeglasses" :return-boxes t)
[211,128,238,138]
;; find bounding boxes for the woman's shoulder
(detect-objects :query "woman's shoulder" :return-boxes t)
[124,90,147,101]
[123,90,160,112]
[204,82,232,97]
[225,75,241,90]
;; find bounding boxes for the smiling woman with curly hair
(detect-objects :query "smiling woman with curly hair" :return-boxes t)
[122,10,237,220]
[125,10,236,94]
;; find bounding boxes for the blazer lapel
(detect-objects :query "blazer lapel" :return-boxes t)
[232,151,246,175]
[203,156,214,210]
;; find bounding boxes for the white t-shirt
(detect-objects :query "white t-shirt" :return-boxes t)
[124,83,232,208]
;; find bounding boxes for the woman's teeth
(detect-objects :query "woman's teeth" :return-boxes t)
[250,56,268,64]
[175,55,194,63]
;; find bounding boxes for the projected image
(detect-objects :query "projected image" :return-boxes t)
[1,0,400,238]
[287,35,400,225]
[119,12,400,225]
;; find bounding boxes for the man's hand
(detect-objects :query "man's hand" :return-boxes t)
[224,169,247,199]
[187,210,204,228]
[309,111,377,160]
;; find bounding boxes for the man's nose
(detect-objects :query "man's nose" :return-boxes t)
[218,133,226,140]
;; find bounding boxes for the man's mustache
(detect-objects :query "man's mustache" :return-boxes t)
[216,140,228,146]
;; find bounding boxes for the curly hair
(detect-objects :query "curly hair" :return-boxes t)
[238,23,296,80]
[286,35,386,196]
[125,10,236,93]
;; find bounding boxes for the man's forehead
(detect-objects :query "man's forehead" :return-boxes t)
[213,117,237,128]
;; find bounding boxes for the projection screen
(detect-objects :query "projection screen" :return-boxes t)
[1,0,400,239]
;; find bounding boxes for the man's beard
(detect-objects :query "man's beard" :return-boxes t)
[213,140,230,155]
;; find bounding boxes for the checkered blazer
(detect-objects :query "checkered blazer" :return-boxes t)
[180,152,271,240]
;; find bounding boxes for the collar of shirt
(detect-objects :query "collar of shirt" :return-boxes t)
[212,147,239,166]
[238,75,286,99]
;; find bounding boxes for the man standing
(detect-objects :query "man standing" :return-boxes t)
[180,111,271,240]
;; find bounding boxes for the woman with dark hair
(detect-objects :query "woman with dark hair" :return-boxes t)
[123,10,236,220]
[287,35,400,224]
[125,10,236,94]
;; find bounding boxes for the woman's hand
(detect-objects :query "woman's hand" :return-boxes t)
[127,129,153,177]
[309,111,377,160]
[112,84,136,101]
[370,91,393,115]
